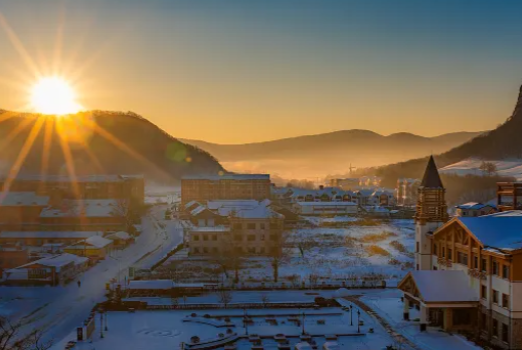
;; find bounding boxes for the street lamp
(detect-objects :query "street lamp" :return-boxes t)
[301,310,306,335]
[357,309,361,334]
[99,308,105,338]
[244,308,249,335]
[349,304,353,326]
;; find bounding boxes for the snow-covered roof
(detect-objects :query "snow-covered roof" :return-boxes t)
[40,199,121,218]
[66,235,112,249]
[455,202,495,210]
[297,202,357,207]
[295,343,313,350]
[405,270,479,303]
[106,231,131,240]
[182,174,270,180]
[190,205,207,216]
[457,211,522,250]
[190,226,230,232]
[323,342,340,350]
[207,200,259,210]
[129,280,174,290]
[0,231,103,239]
[235,205,284,219]
[12,253,88,271]
[0,192,49,206]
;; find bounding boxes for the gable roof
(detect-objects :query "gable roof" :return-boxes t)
[421,156,444,188]
[457,211,522,250]
[400,270,479,303]
[455,202,496,210]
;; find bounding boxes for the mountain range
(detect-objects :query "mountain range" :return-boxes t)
[182,130,483,179]
[374,84,522,187]
[0,110,223,183]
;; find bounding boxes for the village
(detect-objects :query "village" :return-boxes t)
[0,156,519,350]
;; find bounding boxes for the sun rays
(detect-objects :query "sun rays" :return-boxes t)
[0,10,172,204]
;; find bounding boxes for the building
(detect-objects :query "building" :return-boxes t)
[105,231,133,248]
[39,199,126,232]
[188,202,285,256]
[64,235,113,259]
[3,253,88,285]
[294,202,358,216]
[0,245,29,277]
[0,192,50,231]
[359,176,382,187]
[329,178,360,190]
[454,202,497,217]
[398,156,522,349]
[497,182,522,211]
[396,178,420,206]
[0,174,144,204]
[0,231,103,246]
[181,174,271,205]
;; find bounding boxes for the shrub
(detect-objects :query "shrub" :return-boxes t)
[365,245,391,257]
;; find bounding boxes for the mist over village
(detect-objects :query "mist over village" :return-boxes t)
[1,2,522,350]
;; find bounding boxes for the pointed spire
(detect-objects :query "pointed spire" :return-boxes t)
[420,156,443,188]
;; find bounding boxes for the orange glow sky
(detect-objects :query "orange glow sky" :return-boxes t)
[0,1,521,144]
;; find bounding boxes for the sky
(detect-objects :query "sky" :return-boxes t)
[1,0,522,144]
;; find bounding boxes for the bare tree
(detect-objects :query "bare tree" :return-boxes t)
[269,230,290,283]
[217,288,233,308]
[293,229,316,258]
[479,161,498,176]
[0,316,53,350]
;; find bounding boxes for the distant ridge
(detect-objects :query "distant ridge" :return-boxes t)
[374,84,522,185]
[180,129,483,178]
[0,110,224,182]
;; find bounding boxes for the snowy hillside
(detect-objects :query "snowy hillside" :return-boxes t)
[440,158,522,180]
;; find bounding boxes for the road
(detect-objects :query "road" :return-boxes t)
[4,204,183,349]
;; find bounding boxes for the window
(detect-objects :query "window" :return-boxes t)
[193,235,199,241]
[260,223,266,230]
[474,256,478,269]
[269,234,278,241]
[481,258,487,272]
[433,244,437,256]
[416,264,419,271]
[233,223,242,229]
[247,223,256,230]
[247,235,255,241]
[442,247,446,258]
[503,265,510,279]
[502,323,509,343]
[481,285,487,300]
[260,247,265,254]
[247,247,256,254]
[493,261,499,275]
[502,293,509,309]
[270,223,278,229]
[448,248,453,260]
[457,252,468,265]
[260,234,265,241]
[433,266,437,270]
[193,247,200,253]
[493,290,499,304]
[203,247,208,253]
[203,234,208,241]
[212,247,218,253]
[492,319,499,338]
[212,234,217,241]
[416,242,419,253]
[234,234,242,241]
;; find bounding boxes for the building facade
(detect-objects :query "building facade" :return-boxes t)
[399,157,522,349]
[181,174,271,205]
[454,202,497,217]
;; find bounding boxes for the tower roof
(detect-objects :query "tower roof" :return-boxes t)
[421,156,443,188]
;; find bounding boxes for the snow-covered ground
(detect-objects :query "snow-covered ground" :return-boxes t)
[170,219,415,286]
[58,302,399,350]
[361,293,483,350]
[440,158,522,180]
[0,204,183,348]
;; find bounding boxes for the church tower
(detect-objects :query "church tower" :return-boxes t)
[414,156,448,270]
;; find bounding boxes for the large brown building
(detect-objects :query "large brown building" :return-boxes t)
[181,174,271,205]
[0,174,144,204]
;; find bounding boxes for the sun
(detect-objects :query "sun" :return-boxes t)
[30,77,82,115]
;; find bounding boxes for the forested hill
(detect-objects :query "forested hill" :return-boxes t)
[372,84,522,187]
[0,110,224,182]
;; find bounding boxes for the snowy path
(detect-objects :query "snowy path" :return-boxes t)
[1,204,183,348]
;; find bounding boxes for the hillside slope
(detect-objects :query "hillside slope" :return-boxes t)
[0,110,223,182]
[181,130,483,179]
[374,84,522,186]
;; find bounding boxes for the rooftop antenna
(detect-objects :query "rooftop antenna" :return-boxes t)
[349,164,355,175]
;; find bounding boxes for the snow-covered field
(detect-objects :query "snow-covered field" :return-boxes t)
[169,219,415,286]
[440,158,522,180]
